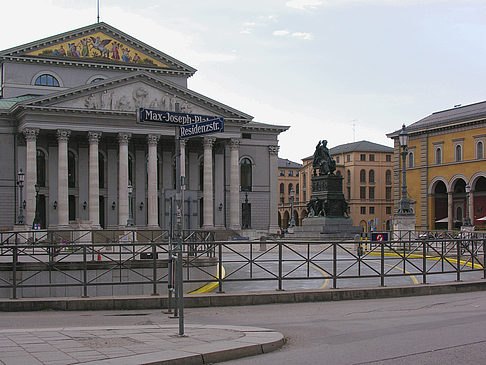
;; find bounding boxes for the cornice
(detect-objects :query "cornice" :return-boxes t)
[0,55,194,77]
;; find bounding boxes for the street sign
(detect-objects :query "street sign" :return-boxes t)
[179,118,224,139]
[371,232,389,241]
[138,107,219,125]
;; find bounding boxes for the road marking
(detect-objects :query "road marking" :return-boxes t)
[189,264,225,294]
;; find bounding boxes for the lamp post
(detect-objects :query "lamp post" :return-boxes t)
[289,187,295,227]
[397,124,413,215]
[17,169,25,225]
[32,184,40,229]
[464,183,472,226]
[127,181,134,227]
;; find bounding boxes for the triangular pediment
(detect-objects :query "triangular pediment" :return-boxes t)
[0,23,195,74]
[19,72,252,121]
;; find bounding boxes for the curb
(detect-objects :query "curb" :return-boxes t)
[0,279,485,312]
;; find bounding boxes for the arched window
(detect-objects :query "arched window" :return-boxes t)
[68,151,76,188]
[280,183,284,194]
[199,158,204,190]
[408,151,414,168]
[386,170,392,185]
[347,170,351,184]
[455,145,462,162]
[477,141,484,159]
[336,170,341,177]
[34,74,59,87]
[360,169,366,183]
[240,157,252,192]
[288,183,293,195]
[369,169,375,183]
[99,152,105,189]
[435,147,442,164]
[90,78,105,84]
[36,149,46,187]
[296,183,300,194]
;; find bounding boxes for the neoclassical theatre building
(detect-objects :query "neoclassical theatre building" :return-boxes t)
[0,23,287,233]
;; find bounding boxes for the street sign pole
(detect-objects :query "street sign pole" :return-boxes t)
[139,107,224,337]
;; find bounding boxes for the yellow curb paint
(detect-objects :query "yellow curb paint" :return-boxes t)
[189,264,226,294]
[366,251,483,269]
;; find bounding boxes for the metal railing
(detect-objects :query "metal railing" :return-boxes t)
[0,229,484,299]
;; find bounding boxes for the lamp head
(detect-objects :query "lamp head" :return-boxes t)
[399,124,408,148]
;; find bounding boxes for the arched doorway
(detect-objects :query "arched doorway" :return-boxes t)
[473,176,486,227]
[283,211,290,229]
[452,179,467,229]
[433,180,448,229]
[294,210,299,226]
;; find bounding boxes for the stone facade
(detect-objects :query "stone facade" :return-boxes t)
[0,22,288,233]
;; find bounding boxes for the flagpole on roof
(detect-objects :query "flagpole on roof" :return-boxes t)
[97,0,100,23]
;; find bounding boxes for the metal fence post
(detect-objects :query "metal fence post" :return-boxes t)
[456,240,461,282]
[12,234,18,299]
[152,241,158,295]
[82,245,88,297]
[422,240,427,284]
[380,242,385,287]
[333,242,337,289]
[218,242,224,293]
[167,237,173,314]
[278,241,283,291]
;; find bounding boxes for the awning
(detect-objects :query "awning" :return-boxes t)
[477,216,486,221]
[435,217,448,223]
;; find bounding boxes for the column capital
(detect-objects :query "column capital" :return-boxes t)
[203,136,216,148]
[88,131,102,144]
[268,145,279,155]
[22,128,40,142]
[147,134,160,145]
[57,129,71,142]
[229,138,240,150]
[118,132,132,145]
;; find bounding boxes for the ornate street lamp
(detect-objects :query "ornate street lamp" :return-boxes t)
[127,181,134,227]
[32,183,41,229]
[397,124,413,215]
[17,169,25,225]
[464,183,472,226]
[289,187,296,227]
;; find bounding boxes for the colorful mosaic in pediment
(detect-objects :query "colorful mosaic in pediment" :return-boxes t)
[26,32,169,68]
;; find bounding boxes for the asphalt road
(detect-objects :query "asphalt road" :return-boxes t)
[0,291,485,364]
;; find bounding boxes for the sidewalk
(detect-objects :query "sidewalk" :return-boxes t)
[0,324,284,365]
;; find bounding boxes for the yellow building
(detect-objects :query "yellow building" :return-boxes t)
[387,102,486,230]
[293,141,394,232]
[277,158,302,228]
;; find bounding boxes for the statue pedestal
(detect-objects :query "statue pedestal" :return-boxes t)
[392,214,416,240]
[290,216,362,240]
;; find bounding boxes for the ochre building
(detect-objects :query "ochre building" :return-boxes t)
[388,102,486,230]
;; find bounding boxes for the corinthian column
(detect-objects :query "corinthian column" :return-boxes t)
[118,132,131,227]
[57,129,71,227]
[268,145,280,233]
[88,131,102,228]
[147,134,160,227]
[229,139,240,230]
[23,128,39,227]
[203,137,215,229]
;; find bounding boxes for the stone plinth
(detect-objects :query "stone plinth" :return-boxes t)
[392,214,416,240]
[290,216,362,240]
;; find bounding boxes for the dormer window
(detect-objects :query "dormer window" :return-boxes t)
[34,74,60,87]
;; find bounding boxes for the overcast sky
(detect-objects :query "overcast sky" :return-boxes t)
[2,0,486,162]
